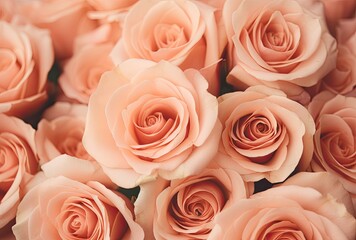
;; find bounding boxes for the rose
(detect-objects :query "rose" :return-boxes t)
[35,102,92,164]
[308,91,356,209]
[209,172,356,240]
[83,59,221,188]
[12,176,144,240]
[58,43,115,104]
[0,114,38,228]
[217,86,315,183]
[18,0,97,60]
[110,0,226,95]
[318,18,356,95]
[0,21,53,119]
[223,0,337,104]
[152,166,252,239]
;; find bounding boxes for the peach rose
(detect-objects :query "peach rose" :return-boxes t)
[0,114,38,228]
[35,102,91,164]
[59,43,115,104]
[110,0,226,95]
[12,176,144,240]
[217,86,315,183]
[223,0,337,104]
[308,91,356,210]
[209,172,356,240]
[318,0,356,34]
[18,0,97,60]
[319,18,356,95]
[152,167,252,239]
[0,21,53,119]
[83,59,221,188]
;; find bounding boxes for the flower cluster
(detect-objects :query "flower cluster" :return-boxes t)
[0,0,355,239]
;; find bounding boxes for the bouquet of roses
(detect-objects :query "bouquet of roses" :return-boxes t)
[0,0,355,239]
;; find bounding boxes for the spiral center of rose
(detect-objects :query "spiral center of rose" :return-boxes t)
[169,179,227,235]
[229,113,282,164]
[267,31,285,46]
[146,113,161,127]
[154,23,187,50]
[320,130,355,165]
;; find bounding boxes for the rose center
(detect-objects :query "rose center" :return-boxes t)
[154,23,187,49]
[70,215,82,230]
[267,31,285,46]
[145,113,162,127]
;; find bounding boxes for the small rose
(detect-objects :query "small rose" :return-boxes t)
[217,86,315,183]
[152,167,251,239]
[223,0,337,104]
[0,21,53,118]
[59,43,115,104]
[35,102,91,164]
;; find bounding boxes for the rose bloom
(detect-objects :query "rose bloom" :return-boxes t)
[208,172,356,240]
[110,0,226,95]
[35,102,92,164]
[12,176,144,240]
[0,21,53,119]
[152,167,252,239]
[83,59,221,188]
[318,17,356,95]
[0,114,38,228]
[223,0,337,104]
[217,86,315,183]
[58,43,115,104]
[308,91,356,209]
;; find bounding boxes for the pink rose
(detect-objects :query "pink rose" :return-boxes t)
[59,43,115,104]
[18,0,97,60]
[0,114,38,228]
[318,0,356,34]
[209,172,356,240]
[110,0,226,95]
[152,167,252,239]
[319,18,356,95]
[223,0,337,104]
[0,21,53,119]
[12,176,144,240]
[217,86,315,183]
[83,59,221,188]
[35,102,91,164]
[308,91,356,210]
